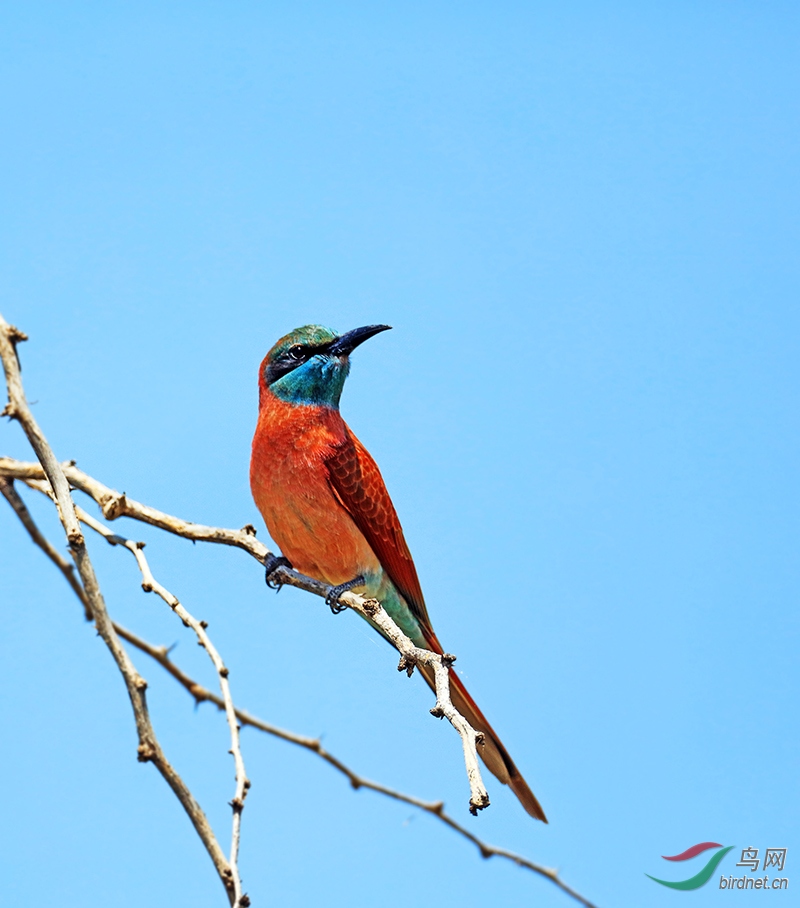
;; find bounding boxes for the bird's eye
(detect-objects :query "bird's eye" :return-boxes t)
[287,344,307,360]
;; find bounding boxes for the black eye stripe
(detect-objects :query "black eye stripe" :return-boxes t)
[285,341,334,363]
[266,342,331,385]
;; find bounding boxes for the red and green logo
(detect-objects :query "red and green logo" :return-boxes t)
[646,842,734,890]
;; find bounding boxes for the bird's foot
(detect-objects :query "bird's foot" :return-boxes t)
[325,575,365,614]
[264,555,293,590]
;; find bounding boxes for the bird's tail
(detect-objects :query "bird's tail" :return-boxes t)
[417,629,547,822]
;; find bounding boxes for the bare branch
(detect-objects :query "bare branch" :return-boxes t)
[361,598,490,813]
[0,457,490,812]
[124,627,598,908]
[2,486,597,908]
[0,456,269,559]
[0,476,92,620]
[72,502,250,905]
[0,314,237,906]
[0,317,600,908]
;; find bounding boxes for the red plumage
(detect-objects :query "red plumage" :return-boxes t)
[326,428,546,821]
[251,328,547,821]
[327,429,430,629]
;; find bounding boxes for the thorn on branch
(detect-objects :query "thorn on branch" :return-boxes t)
[397,654,416,677]
[219,666,230,678]
[429,705,445,719]
[239,894,251,907]
[137,743,156,763]
[361,597,380,618]
[200,620,209,629]
[102,492,128,520]
[241,524,257,536]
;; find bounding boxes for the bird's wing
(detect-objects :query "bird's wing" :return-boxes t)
[326,427,548,822]
[325,426,431,630]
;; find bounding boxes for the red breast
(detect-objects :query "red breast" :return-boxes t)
[250,390,381,585]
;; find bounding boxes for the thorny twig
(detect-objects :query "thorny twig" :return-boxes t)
[2,464,600,908]
[0,476,92,620]
[3,478,598,908]
[0,316,600,908]
[74,498,250,906]
[0,315,242,906]
[0,456,491,811]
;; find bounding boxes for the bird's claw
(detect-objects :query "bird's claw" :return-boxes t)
[264,555,293,590]
[325,575,365,614]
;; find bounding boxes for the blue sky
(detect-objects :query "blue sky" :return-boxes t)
[1,4,797,906]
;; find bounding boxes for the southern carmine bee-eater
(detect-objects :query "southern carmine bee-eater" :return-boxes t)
[250,324,547,821]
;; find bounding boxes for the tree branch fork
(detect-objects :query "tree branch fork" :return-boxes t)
[0,315,598,908]
[1,453,491,813]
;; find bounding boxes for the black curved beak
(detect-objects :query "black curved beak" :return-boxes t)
[327,324,392,356]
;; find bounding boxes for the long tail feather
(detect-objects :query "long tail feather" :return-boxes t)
[418,632,547,822]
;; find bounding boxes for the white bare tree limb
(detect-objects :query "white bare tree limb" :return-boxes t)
[32,480,251,907]
[0,454,492,812]
[2,478,599,908]
[0,313,243,907]
[0,315,600,908]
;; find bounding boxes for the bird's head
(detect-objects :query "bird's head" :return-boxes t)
[259,324,391,408]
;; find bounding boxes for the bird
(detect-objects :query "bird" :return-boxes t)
[250,323,547,822]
